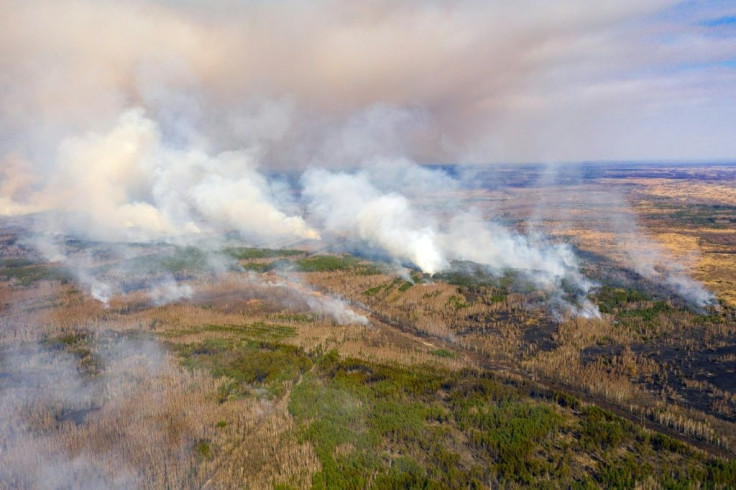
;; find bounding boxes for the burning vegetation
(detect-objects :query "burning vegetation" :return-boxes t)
[0,163,735,488]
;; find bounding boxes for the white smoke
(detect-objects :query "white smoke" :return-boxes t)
[3,106,321,306]
[22,108,317,244]
[597,191,716,308]
[441,210,584,288]
[0,0,720,312]
[619,230,715,308]
[302,161,599,315]
[148,277,194,306]
[302,168,447,274]
[199,272,370,326]
[304,293,369,326]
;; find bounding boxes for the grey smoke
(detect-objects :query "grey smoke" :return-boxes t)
[0,335,190,489]
[0,0,719,312]
[148,277,194,306]
[613,215,715,308]
[525,162,715,308]
[248,273,369,326]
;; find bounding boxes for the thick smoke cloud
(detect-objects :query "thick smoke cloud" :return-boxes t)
[14,108,317,243]
[302,168,446,274]
[2,0,736,169]
[302,163,599,317]
[0,0,721,312]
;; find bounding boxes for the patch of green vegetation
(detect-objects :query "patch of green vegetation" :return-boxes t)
[107,246,213,276]
[364,277,413,296]
[0,260,71,286]
[618,300,673,322]
[159,247,209,272]
[595,285,650,314]
[285,354,734,488]
[289,356,469,489]
[44,331,103,376]
[272,313,316,323]
[664,204,736,229]
[436,269,494,288]
[223,247,303,260]
[296,255,361,272]
[295,254,382,275]
[161,322,296,343]
[489,291,508,303]
[1,258,38,268]
[384,277,403,290]
[456,398,562,484]
[436,266,537,305]
[217,343,311,398]
[238,262,272,273]
[362,285,384,297]
[447,294,467,310]
[430,349,456,358]
[290,357,561,487]
[579,405,627,452]
[195,439,213,460]
[290,354,576,487]
[174,338,311,399]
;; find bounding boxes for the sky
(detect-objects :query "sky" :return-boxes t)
[1,0,735,171]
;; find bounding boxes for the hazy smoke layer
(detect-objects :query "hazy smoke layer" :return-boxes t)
[3,0,734,166]
[251,273,369,326]
[525,163,715,309]
[610,209,715,307]
[0,335,201,488]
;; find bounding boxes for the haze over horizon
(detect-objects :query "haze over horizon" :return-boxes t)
[1,0,735,172]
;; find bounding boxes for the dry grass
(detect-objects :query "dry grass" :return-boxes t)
[1,168,735,485]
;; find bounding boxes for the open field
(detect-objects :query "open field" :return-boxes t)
[1,163,735,488]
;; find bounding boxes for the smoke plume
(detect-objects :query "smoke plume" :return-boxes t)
[0,1,721,307]
[302,162,599,316]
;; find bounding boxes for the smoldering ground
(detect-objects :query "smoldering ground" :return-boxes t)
[0,333,212,489]
[520,162,715,309]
